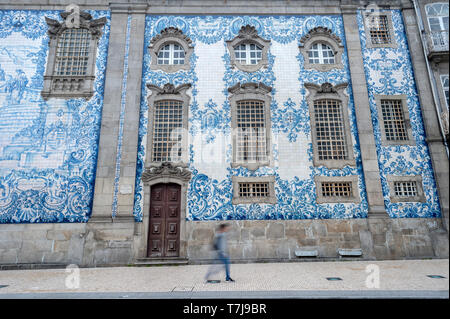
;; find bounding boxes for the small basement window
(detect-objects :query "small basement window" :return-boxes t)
[387,175,426,203]
[239,182,269,198]
[321,181,353,198]
[314,175,360,204]
[232,176,276,204]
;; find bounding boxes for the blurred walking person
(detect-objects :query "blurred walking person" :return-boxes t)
[204,223,235,283]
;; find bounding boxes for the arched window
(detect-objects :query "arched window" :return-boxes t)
[234,43,263,65]
[149,27,193,73]
[157,43,186,65]
[227,25,270,73]
[308,43,335,64]
[299,27,344,72]
[42,11,106,100]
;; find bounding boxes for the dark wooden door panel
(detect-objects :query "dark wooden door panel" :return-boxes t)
[147,183,181,258]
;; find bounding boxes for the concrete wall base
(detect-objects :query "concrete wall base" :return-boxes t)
[0,218,448,267]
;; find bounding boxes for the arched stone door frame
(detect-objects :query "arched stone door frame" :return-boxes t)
[139,163,191,259]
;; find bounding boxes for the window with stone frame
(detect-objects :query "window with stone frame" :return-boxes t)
[226,25,270,73]
[228,82,273,170]
[363,11,397,48]
[308,43,335,64]
[441,74,449,108]
[232,176,276,205]
[149,27,194,73]
[387,175,426,203]
[314,175,360,204]
[146,83,191,167]
[299,27,344,72]
[425,3,449,50]
[156,43,186,65]
[305,82,355,168]
[375,95,415,146]
[41,11,106,100]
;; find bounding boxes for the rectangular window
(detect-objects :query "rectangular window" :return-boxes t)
[441,75,449,108]
[314,99,348,161]
[151,100,183,162]
[236,100,267,162]
[380,99,408,141]
[232,176,276,204]
[368,15,391,45]
[387,175,425,203]
[314,176,360,204]
[238,182,269,198]
[55,29,91,76]
[394,181,418,198]
[321,181,353,198]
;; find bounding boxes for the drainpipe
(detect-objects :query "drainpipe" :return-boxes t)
[412,0,449,158]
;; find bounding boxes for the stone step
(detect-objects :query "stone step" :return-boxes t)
[0,263,68,270]
[134,258,189,267]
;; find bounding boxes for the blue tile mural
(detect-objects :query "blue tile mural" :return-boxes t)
[133,15,369,222]
[0,10,110,223]
[357,9,441,218]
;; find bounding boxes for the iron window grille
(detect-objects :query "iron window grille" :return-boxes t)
[380,99,408,141]
[54,29,91,76]
[151,100,184,163]
[238,182,270,198]
[236,100,267,163]
[231,175,277,204]
[321,181,353,198]
[368,15,391,45]
[314,99,348,161]
[394,181,418,198]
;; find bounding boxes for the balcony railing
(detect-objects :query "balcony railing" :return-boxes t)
[426,31,449,53]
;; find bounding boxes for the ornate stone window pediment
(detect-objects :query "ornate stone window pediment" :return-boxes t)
[299,27,344,72]
[142,162,191,184]
[226,25,270,73]
[146,83,191,166]
[304,82,355,169]
[149,27,194,73]
[41,11,106,100]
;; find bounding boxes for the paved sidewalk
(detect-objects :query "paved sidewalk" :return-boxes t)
[0,259,448,298]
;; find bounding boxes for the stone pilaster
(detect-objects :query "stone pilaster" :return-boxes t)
[341,6,388,218]
[115,5,147,222]
[89,8,129,222]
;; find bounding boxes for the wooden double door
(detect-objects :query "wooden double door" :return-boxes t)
[147,183,181,258]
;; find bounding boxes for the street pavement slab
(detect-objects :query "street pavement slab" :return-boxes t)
[0,259,448,298]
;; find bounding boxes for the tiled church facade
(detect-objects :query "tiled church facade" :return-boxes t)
[0,0,448,266]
